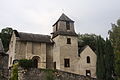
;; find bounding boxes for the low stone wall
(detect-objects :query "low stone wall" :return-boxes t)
[18,68,98,80]
[0,69,9,80]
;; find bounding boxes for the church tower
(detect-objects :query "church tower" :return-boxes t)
[52,13,78,73]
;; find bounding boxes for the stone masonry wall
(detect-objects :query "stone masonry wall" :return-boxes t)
[18,68,99,80]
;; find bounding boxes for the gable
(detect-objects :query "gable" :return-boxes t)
[79,45,96,57]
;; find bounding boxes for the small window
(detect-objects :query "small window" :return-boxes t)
[87,56,90,63]
[10,57,12,65]
[54,62,56,69]
[67,38,71,44]
[86,70,91,76]
[32,43,34,54]
[64,59,70,67]
[66,22,70,30]
[56,23,58,31]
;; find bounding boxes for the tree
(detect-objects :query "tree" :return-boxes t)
[109,19,120,80]
[0,27,13,52]
[96,36,106,80]
[78,33,98,51]
[105,38,114,80]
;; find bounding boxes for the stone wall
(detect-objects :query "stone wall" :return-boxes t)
[18,68,98,80]
[0,54,9,80]
[0,69,9,80]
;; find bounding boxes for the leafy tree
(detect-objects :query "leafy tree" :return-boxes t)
[78,33,98,51]
[105,38,114,80]
[96,36,106,80]
[0,27,13,52]
[109,19,120,80]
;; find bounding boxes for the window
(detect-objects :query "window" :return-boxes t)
[67,38,71,44]
[10,57,12,65]
[64,59,70,67]
[56,22,58,31]
[66,22,70,30]
[32,43,34,54]
[87,56,90,63]
[54,62,56,69]
[56,26,58,31]
[86,70,91,76]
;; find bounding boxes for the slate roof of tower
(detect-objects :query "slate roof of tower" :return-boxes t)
[0,39,4,53]
[51,31,78,38]
[58,13,74,22]
[14,30,53,43]
[53,13,74,26]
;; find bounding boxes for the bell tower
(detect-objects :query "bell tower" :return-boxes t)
[52,13,77,38]
[52,13,78,73]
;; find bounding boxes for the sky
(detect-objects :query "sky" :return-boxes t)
[0,0,120,38]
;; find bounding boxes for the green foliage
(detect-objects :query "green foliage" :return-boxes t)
[105,38,114,80]
[0,27,13,51]
[46,71,54,80]
[44,69,55,80]
[19,59,34,69]
[78,33,98,51]
[109,23,120,52]
[109,19,120,80]
[96,36,106,80]
[10,63,18,80]
[96,36,114,80]
[115,52,120,78]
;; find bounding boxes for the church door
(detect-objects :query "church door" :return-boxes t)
[32,56,40,68]
[33,59,38,68]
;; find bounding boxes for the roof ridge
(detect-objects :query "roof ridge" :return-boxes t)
[18,32,50,37]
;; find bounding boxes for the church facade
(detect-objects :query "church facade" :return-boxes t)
[8,13,97,78]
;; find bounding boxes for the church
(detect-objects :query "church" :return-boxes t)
[8,13,97,78]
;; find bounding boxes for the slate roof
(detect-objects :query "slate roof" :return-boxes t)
[0,39,4,53]
[14,30,53,43]
[53,13,74,26]
[78,45,88,54]
[58,13,74,22]
[51,31,78,38]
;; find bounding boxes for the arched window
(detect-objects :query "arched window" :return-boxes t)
[87,56,90,63]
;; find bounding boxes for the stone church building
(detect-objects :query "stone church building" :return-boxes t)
[8,13,97,78]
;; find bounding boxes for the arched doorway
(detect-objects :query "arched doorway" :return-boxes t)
[32,56,40,68]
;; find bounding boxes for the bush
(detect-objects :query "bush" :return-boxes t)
[44,69,55,80]
[19,59,34,69]
[10,63,18,80]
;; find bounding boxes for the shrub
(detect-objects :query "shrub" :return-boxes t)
[10,63,18,80]
[44,69,55,80]
[18,59,34,69]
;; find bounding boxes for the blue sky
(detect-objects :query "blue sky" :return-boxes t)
[0,0,120,38]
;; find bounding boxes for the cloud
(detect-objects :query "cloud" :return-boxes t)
[0,0,120,38]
